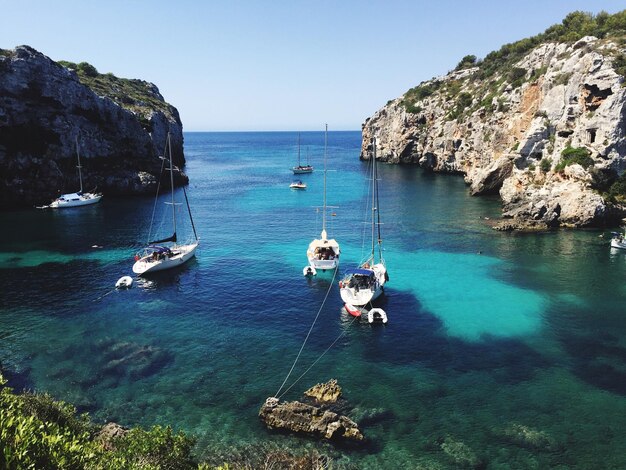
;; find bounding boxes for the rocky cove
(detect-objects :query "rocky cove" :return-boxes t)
[362,32,626,230]
[0,45,186,208]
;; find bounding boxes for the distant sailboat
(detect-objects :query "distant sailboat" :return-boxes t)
[305,124,340,275]
[48,135,102,208]
[340,137,388,307]
[132,132,199,275]
[292,133,313,174]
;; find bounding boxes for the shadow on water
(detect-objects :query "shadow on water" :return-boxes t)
[351,288,552,385]
[560,329,626,396]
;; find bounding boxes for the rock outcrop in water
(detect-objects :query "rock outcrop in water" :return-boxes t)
[259,380,364,443]
[0,45,185,208]
[362,12,626,230]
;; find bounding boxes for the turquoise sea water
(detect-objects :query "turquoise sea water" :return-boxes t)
[1,131,626,468]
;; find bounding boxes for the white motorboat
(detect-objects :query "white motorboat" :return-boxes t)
[340,137,388,307]
[132,132,199,276]
[611,229,626,250]
[305,124,340,274]
[292,133,314,174]
[290,180,307,189]
[48,135,102,208]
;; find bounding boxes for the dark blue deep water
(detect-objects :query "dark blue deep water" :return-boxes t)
[1,131,626,468]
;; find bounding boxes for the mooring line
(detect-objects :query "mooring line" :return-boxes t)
[277,312,359,400]
[274,267,338,398]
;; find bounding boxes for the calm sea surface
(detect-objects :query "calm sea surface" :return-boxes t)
[1,131,626,468]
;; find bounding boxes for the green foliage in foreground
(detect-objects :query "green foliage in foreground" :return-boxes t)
[0,373,205,469]
[0,373,331,469]
[555,146,594,172]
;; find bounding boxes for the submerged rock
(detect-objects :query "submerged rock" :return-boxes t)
[440,436,482,468]
[259,393,364,443]
[502,423,556,451]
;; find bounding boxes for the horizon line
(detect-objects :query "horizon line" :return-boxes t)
[183,129,362,133]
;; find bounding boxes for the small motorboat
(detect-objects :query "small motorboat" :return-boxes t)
[290,181,307,189]
[115,276,133,289]
[303,265,317,276]
[611,230,626,250]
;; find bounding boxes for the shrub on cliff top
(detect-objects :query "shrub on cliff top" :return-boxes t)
[455,54,477,71]
[476,10,626,80]
[77,61,98,77]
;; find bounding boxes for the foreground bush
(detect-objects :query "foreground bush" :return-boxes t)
[1,373,333,469]
[0,373,202,469]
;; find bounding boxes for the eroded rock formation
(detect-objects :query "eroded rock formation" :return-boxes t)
[362,35,626,229]
[0,45,185,208]
[259,380,363,443]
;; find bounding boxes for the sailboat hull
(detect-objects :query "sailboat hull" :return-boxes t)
[292,167,313,174]
[49,193,102,208]
[611,238,626,249]
[308,258,339,271]
[132,242,198,275]
[339,263,387,306]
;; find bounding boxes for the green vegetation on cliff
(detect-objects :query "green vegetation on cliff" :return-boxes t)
[57,60,174,131]
[554,146,594,172]
[401,9,626,113]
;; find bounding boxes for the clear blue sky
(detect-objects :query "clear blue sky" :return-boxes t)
[1,1,623,131]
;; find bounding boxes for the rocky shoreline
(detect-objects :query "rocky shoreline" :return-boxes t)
[361,33,626,231]
[259,380,364,444]
[0,45,186,208]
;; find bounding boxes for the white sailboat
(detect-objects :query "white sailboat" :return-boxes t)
[48,136,102,208]
[292,133,314,174]
[340,137,388,308]
[305,124,340,275]
[132,132,199,275]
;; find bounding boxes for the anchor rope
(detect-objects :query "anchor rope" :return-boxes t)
[277,311,359,400]
[274,266,338,398]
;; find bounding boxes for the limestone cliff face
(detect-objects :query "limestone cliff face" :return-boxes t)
[0,45,185,208]
[362,36,626,229]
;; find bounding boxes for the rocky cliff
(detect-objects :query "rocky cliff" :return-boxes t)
[362,12,626,229]
[0,45,185,208]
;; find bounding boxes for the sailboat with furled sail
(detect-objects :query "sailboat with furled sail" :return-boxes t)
[132,132,199,275]
[292,132,314,174]
[304,124,340,275]
[47,135,102,208]
[340,137,388,308]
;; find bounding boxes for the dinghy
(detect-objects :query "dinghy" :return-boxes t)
[115,276,133,288]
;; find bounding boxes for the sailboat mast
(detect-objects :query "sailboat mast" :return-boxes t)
[297,133,301,167]
[375,138,383,262]
[371,137,376,258]
[322,124,327,237]
[76,135,83,193]
[168,132,176,238]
